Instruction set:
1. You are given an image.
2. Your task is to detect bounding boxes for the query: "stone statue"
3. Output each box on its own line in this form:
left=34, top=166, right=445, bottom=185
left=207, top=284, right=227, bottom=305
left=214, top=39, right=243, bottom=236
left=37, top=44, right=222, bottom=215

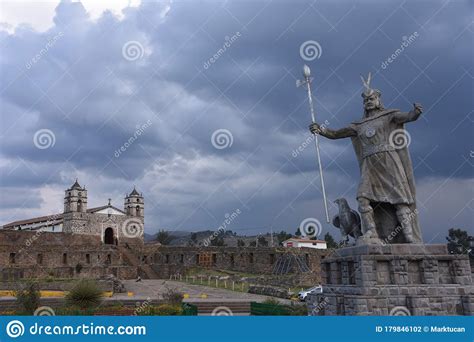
left=309, top=73, right=423, bottom=244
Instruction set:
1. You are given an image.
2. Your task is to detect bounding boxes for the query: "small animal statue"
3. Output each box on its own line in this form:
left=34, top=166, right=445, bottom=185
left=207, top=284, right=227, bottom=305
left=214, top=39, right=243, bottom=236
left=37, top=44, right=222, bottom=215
left=332, top=198, right=362, bottom=243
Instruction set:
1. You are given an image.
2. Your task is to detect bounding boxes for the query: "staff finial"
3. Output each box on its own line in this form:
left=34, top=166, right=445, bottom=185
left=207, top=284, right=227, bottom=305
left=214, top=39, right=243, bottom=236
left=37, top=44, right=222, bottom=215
left=360, top=72, right=373, bottom=97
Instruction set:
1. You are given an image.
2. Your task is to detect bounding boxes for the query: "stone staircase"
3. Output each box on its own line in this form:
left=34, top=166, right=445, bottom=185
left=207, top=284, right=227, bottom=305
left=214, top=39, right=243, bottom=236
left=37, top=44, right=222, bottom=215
left=138, top=264, right=159, bottom=279
left=118, top=246, right=159, bottom=279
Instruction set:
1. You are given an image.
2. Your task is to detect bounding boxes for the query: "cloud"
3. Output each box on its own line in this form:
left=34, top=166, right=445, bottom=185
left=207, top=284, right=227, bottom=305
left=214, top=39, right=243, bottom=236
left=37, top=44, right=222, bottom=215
left=0, top=0, right=472, bottom=242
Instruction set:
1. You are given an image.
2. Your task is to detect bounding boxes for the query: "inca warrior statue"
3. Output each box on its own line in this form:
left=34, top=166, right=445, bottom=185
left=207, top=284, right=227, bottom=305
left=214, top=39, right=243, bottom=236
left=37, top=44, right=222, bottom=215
left=309, top=73, right=423, bottom=244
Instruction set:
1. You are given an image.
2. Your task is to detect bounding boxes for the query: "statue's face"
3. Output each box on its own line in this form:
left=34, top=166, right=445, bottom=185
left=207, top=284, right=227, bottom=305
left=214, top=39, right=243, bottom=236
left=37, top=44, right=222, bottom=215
left=363, top=93, right=380, bottom=111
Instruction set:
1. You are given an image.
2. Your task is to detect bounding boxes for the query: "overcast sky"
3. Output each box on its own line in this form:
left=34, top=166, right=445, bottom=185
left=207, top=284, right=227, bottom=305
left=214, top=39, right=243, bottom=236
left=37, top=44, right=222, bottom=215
left=0, top=0, right=472, bottom=242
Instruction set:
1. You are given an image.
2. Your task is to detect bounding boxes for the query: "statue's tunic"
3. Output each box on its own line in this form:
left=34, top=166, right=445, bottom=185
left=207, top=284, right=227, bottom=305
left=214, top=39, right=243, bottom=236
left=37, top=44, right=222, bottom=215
left=350, top=110, right=414, bottom=205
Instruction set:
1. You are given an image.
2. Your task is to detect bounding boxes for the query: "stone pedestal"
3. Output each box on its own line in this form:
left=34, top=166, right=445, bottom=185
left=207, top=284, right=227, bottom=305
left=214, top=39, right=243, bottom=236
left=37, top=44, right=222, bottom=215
left=307, top=244, right=474, bottom=316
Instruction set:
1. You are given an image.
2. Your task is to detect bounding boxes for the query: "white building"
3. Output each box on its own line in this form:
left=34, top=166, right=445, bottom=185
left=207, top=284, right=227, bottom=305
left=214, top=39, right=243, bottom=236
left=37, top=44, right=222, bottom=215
left=2, top=180, right=144, bottom=245
left=282, top=238, right=327, bottom=249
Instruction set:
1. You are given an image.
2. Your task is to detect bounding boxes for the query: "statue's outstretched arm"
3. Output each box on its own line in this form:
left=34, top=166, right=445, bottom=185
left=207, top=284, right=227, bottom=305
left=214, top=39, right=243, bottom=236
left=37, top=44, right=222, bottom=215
left=309, top=123, right=356, bottom=139
left=392, top=103, right=423, bottom=124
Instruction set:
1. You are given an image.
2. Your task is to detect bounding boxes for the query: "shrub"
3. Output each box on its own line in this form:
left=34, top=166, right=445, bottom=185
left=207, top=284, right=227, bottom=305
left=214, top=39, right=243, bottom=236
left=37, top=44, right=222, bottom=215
left=15, top=281, right=40, bottom=315
left=155, top=304, right=183, bottom=316
left=162, top=288, right=183, bottom=305
left=287, top=304, right=308, bottom=316
left=262, top=298, right=280, bottom=306
left=66, top=280, right=103, bottom=310
left=137, top=304, right=182, bottom=316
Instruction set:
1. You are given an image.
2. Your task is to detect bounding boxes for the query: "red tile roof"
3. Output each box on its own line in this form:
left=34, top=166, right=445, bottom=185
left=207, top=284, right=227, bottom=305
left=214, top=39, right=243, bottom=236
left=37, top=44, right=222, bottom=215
left=2, top=213, right=63, bottom=228
left=2, top=205, right=126, bottom=228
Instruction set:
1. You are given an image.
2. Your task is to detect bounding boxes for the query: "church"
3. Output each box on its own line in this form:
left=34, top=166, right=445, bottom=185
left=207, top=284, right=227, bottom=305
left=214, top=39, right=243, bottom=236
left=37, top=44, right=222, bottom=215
left=1, top=180, right=145, bottom=245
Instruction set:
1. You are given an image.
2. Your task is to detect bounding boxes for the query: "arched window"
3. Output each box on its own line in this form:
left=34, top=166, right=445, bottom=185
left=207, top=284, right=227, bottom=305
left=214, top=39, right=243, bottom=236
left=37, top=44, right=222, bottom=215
left=135, top=205, right=140, bottom=215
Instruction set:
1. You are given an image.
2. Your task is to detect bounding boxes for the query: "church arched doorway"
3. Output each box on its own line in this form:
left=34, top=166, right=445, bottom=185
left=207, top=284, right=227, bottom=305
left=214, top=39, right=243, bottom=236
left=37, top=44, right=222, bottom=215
left=104, top=228, right=114, bottom=245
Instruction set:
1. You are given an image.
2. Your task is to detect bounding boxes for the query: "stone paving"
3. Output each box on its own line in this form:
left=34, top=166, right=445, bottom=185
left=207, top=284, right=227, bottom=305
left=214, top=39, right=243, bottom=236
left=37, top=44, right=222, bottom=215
left=117, top=279, right=292, bottom=304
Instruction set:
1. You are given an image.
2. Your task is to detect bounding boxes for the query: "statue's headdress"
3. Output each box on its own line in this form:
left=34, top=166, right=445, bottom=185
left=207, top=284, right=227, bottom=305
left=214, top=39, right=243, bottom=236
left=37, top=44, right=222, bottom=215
left=360, top=72, right=381, bottom=98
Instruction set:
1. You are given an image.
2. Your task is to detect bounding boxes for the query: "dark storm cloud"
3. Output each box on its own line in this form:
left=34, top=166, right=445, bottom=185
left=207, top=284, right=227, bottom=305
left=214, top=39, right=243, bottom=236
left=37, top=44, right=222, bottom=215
left=0, top=0, right=472, bottom=241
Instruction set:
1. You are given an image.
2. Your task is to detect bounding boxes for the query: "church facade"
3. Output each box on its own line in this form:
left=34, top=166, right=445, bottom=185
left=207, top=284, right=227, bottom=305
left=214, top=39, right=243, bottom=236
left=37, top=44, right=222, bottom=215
left=1, top=180, right=144, bottom=245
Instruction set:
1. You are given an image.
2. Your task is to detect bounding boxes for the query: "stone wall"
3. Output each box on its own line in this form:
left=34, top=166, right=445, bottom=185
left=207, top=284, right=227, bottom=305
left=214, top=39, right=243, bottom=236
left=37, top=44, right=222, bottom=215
left=0, top=231, right=138, bottom=280
left=0, top=230, right=327, bottom=285
left=141, top=245, right=328, bottom=284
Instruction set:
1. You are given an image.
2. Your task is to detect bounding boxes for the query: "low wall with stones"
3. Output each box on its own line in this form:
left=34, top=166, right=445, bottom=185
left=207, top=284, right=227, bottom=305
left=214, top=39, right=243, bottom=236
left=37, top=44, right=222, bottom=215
left=0, top=279, right=115, bottom=292
left=248, top=285, right=291, bottom=299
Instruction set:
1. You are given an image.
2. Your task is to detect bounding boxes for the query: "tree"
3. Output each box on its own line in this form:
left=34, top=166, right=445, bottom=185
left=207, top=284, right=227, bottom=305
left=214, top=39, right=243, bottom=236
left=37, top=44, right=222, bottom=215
left=156, top=230, right=172, bottom=245
left=295, top=227, right=301, bottom=236
left=446, top=228, right=473, bottom=255
left=237, top=239, right=246, bottom=247
left=276, top=231, right=292, bottom=245
left=257, top=236, right=268, bottom=247
left=323, top=232, right=338, bottom=249
left=249, top=241, right=256, bottom=247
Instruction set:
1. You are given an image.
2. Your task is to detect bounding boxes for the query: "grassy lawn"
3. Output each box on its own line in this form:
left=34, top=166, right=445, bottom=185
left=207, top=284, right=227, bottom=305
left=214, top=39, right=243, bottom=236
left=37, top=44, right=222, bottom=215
left=173, top=268, right=303, bottom=300
left=179, top=275, right=250, bottom=293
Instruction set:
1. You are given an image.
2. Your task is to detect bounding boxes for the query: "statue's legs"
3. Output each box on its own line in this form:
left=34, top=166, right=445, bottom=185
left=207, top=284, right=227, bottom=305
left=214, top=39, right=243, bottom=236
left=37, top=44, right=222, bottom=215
left=358, top=197, right=380, bottom=243
left=395, top=204, right=415, bottom=243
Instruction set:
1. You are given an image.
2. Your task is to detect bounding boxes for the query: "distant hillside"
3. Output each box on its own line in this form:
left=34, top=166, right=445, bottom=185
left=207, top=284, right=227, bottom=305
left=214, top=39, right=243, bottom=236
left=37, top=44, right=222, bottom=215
left=144, top=230, right=281, bottom=247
